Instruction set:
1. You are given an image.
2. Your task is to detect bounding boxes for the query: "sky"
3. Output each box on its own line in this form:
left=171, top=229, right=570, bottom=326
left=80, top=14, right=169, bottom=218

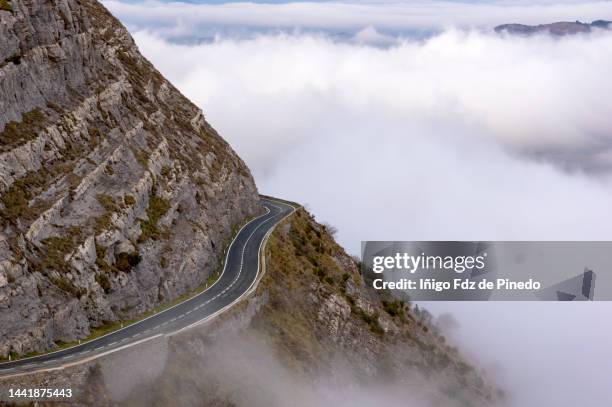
left=105, top=1, right=612, bottom=405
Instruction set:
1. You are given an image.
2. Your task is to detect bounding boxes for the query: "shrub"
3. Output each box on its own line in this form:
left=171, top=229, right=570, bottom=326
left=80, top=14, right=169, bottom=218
left=95, top=244, right=113, bottom=274
left=50, top=275, right=86, bottom=297
left=95, top=273, right=111, bottom=293
left=132, top=148, right=149, bottom=168
left=47, top=102, right=61, bottom=112
left=357, top=309, right=384, bottom=335
left=160, top=256, right=169, bottom=268
left=382, top=300, right=405, bottom=318
left=0, top=170, right=47, bottom=223
left=138, top=195, right=170, bottom=242
left=115, top=251, right=141, bottom=272
left=0, top=109, right=45, bottom=146
left=6, top=272, right=15, bottom=284
left=314, top=267, right=326, bottom=280
left=161, top=165, right=172, bottom=177
left=40, top=236, right=76, bottom=272
left=88, top=127, right=100, bottom=148
left=321, top=222, right=338, bottom=237
left=0, top=0, right=12, bottom=14
left=123, top=195, right=136, bottom=206
left=97, top=194, right=118, bottom=213
left=94, top=194, right=120, bottom=234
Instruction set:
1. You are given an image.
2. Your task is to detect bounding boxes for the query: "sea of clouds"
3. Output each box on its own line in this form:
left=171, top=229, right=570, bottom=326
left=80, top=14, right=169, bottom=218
left=106, top=1, right=612, bottom=405
left=122, top=26, right=612, bottom=252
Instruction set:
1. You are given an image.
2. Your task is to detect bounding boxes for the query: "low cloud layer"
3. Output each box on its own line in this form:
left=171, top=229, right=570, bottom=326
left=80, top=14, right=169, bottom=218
left=105, top=0, right=612, bottom=35
left=130, top=29, right=612, bottom=254
left=108, top=1, right=612, bottom=404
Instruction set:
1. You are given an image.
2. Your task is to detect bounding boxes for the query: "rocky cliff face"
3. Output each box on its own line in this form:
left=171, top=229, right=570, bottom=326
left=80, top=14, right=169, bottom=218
left=0, top=0, right=260, bottom=358
left=0, top=208, right=501, bottom=406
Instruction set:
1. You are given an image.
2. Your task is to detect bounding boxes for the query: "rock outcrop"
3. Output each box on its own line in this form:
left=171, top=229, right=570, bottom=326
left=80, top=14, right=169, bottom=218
left=0, top=208, right=501, bottom=406
left=0, top=0, right=260, bottom=357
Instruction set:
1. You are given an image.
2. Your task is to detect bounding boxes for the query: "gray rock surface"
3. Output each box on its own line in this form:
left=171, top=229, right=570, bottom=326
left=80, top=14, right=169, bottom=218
left=0, top=0, right=261, bottom=357
left=0, top=209, right=501, bottom=407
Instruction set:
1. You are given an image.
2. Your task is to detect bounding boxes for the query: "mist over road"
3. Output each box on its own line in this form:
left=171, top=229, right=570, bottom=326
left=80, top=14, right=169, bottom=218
left=0, top=198, right=295, bottom=376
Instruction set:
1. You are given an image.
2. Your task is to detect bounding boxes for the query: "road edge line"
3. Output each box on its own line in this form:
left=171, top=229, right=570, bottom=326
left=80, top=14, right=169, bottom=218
left=0, top=205, right=271, bottom=370
left=170, top=200, right=298, bottom=334
left=0, top=197, right=297, bottom=375
left=0, top=335, right=164, bottom=380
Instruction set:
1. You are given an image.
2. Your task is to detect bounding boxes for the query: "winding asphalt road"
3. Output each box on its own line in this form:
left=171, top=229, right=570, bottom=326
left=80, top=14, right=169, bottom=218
left=0, top=197, right=295, bottom=376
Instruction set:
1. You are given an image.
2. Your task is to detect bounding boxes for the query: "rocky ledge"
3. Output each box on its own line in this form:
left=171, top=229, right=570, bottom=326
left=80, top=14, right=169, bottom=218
left=0, top=0, right=260, bottom=357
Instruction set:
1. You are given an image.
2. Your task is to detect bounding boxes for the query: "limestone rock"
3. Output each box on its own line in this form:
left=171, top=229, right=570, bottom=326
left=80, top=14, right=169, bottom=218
left=0, top=0, right=261, bottom=357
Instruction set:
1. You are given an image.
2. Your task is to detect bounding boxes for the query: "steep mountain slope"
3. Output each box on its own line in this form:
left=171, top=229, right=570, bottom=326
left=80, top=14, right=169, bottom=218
left=156, top=208, right=500, bottom=406
left=495, top=19, right=611, bottom=35
left=0, top=208, right=501, bottom=406
left=0, top=0, right=260, bottom=358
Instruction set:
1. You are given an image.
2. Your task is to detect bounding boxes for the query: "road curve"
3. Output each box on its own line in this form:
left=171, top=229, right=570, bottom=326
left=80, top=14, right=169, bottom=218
left=0, top=197, right=295, bottom=375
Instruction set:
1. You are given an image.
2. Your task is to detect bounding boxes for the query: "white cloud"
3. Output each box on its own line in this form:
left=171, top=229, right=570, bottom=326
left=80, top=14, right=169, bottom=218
left=108, top=4, right=612, bottom=403
left=131, top=30, right=612, bottom=253
left=104, top=0, right=612, bottom=35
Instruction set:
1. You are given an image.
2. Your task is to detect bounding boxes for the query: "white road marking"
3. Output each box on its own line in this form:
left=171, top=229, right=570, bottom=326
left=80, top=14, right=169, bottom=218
left=0, top=200, right=295, bottom=376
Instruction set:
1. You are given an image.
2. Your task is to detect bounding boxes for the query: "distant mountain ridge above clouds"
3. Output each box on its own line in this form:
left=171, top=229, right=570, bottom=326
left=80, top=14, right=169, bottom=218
left=495, top=20, right=612, bottom=36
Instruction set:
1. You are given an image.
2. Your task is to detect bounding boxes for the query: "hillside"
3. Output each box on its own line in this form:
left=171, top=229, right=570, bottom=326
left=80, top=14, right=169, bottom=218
left=0, top=0, right=260, bottom=358
left=0, top=208, right=501, bottom=406
left=495, top=19, right=611, bottom=35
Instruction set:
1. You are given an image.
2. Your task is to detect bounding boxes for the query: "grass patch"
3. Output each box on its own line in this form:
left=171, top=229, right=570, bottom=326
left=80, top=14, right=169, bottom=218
left=88, top=127, right=101, bottom=148
left=36, top=227, right=82, bottom=274
left=263, top=207, right=390, bottom=341
left=132, top=148, right=149, bottom=168
left=382, top=299, right=406, bottom=319
left=4, top=212, right=258, bottom=361
left=49, top=275, right=86, bottom=298
left=95, top=272, right=111, bottom=293
left=0, top=170, right=47, bottom=224
left=95, top=244, right=113, bottom=274
left=0, top=0, right=12, bottom=13
left=160, top=256, right=169, bottom=268
left=124, top=194, right=136, bottom=206
left=97, top=193, right=118, bottom=212
left=161, top=165, right=172, bottom=177
left=94, top=194, right=119, bottom=234
left=0, top=109, right=45, bottom=147
left=41, top=237, right=75, bottom=271
left=357, top=309, right=384, bottom=335
left=138, top=194, right=170, bottom=242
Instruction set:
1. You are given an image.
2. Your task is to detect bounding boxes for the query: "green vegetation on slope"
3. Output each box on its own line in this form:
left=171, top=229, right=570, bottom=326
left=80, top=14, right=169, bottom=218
left=0, top=0, right=12, bottom=13
left=138, top=193, right=171, bottom=242
left=0, top=109, right=45, bottom=147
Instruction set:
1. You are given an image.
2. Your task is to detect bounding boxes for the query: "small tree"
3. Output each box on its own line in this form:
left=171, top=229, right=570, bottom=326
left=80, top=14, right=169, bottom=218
left=322, top=222, right=338, bottom=237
